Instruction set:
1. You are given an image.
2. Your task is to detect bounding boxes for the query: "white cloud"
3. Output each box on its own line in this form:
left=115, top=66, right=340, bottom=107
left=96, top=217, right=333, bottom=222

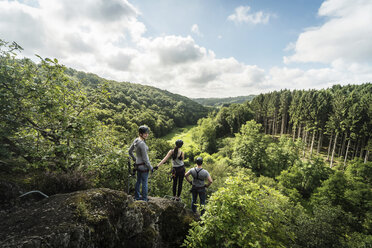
left=267, top=63, right=372, bottom=92
left=228, top=6, right=271, bottom=25
left=0, top=0, right=370, bottom=98
left=0, top=0, right=145, bottom=59
left=284, top=0, right=372, bottom=64
left=191, top=24, right=203, bottom=37
left=0, top=1, right=44, bottom=51
left=146, top=35, right=206, bottom=66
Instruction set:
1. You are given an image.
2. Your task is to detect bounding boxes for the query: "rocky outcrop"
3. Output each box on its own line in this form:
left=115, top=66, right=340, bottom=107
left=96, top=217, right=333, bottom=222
left=0, top=188, right=196, bottom=248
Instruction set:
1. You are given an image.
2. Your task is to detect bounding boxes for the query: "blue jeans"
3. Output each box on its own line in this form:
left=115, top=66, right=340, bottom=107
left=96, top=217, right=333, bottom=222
left=135, top=170, right=149, bottom=201
left=191, top=187, right=206, bottom=215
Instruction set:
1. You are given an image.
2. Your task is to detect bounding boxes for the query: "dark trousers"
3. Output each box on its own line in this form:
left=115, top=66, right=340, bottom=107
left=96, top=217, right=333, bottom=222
left=191, top=187, right=206, bottom=215
left=172, top=166, right=185, bottom=197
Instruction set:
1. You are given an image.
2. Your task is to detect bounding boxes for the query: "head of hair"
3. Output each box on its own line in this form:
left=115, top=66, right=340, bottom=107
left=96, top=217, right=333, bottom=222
left=172, top=139, right=183, bottom=160
left=138, top=125, right=150, bottom=135
left=196, top=157, right=203, bottom=165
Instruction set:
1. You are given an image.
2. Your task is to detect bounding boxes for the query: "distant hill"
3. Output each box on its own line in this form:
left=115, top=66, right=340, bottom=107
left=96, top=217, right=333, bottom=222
left=192, top=95, right=256, bottom=107
left=65, top=68, right=209, bottom=137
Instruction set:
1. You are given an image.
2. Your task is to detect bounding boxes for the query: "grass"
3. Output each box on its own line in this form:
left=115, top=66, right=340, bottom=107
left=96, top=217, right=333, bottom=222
left=162, top=125, right=197, bottom=149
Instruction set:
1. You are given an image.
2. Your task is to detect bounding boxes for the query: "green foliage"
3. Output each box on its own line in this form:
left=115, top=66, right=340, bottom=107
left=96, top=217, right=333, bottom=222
left=148, top=162, right=174, bottom=197
left=148, top=138, right=173, bottom=160
left=0, top=40, right=109, bottom=171
left=215, top=102, right=254, bottom=136
left=66, top=68, right=209, bottom=138
left=311, top=160, right=372, bottom=234
left=277, top=158, right=332, bottom=200
left=192, top=117, right=217, bottom=154
left=184, top=172, right=294, bottom=248
left=232, top=120, right=270, bottom=176
left=251, top=84, right=371, bottom=167
left=265, top=136, right=301, bottom=178
left=290, top=204, right=355, bottom=248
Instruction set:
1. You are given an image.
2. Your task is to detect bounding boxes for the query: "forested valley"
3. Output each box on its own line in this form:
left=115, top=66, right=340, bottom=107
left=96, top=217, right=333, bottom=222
left=1, top=39, right=371, bottom=248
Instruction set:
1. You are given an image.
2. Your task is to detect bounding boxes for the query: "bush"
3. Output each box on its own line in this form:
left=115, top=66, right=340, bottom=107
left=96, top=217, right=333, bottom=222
left=34, top=170, right=92, bottom=195
left=183, top=172, right=294, bottom=248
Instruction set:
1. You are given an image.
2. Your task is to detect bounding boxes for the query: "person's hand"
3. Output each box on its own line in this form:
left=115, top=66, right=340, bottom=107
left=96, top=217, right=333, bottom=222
left=154, top=166, right=159, bottom=170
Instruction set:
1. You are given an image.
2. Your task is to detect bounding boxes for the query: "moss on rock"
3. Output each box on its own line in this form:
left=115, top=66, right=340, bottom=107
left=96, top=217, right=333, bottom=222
left=0, top=188, right=196, bottom=248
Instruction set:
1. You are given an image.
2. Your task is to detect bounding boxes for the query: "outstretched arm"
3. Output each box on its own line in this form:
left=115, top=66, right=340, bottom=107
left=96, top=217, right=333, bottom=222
left=156, top=149, right=173, bottom=167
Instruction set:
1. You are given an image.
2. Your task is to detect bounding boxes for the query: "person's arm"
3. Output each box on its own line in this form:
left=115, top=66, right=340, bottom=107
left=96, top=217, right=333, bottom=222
left=156, top=150, right=173, bottom=167
left=206, top=175, right=213, bottom=188
left=181, top=151, right=184, bottom=160
left=185, top=171, right=192, bottom=185
left=128, top=141, right=136, bottom=162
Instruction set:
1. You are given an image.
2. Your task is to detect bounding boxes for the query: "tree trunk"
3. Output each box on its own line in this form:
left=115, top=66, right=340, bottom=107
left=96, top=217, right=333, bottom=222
left=310, top=131, right=316, bottom=159
left=264, top=117, right=268, bottom=134
left=302, top=127, right=306, bottom=141
left=338, top=133, right=344, bottom=157
left=317, top=132, right=323, bottom=154
left=341, top=132, right=347, bottom=157
left=268, top=119, right=271, bottom=135
left=281, top=113, right=285, bottom=136
left=360, top=139, right=365, bottom=159
left=353, top=138, right=359, bottom=159
left=273, top=113, right=277, bottom=136
left=327, top=131, right=333, bottom=161
left=292, top=124, right=296, bottom=141
left=365, top=150, right=369, bottom=163
left=343, top=137, right=351, bottom=169
left=1, top=136, right=36, bottom=163
left=330, top=133, right=338, bottom=168
left=303, top=130, right=308, bottom=158
left=297, top=125, right=302, bottom=140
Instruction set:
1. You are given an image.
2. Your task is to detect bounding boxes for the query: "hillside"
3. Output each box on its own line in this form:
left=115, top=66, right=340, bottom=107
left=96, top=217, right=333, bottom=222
left=65, top=68, right=209, bottom=137
left=192, top=95, right=256, bottom=107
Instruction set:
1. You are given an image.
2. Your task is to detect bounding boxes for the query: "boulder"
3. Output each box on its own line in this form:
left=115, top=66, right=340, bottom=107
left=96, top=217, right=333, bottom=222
left=0, top=188, right=196, bottom=248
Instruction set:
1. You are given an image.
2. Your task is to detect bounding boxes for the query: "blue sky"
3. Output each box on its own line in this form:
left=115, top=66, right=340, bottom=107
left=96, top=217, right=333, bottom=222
left=1, top=0, right=371, bottom=97
left=132, top=0, right=324, bottom=69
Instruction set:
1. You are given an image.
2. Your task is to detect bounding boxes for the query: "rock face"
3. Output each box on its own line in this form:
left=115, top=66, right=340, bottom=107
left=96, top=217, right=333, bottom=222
left=0, top=188, right=196, bottom=248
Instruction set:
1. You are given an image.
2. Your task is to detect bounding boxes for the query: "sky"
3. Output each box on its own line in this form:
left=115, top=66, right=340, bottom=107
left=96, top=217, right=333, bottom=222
left=1, top=0, right=372, bottom=98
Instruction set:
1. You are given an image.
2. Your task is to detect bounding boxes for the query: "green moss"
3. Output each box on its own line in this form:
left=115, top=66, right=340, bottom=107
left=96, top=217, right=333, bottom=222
left=68, top=188, right=131, bottom=226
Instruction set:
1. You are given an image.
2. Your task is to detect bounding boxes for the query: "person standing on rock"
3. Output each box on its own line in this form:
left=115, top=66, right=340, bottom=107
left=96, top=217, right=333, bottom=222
left=155, top=139, right=185, bottom=201
left=128, top=125, right=153, bottom=202
left=185, top=157, right=212, bottom=216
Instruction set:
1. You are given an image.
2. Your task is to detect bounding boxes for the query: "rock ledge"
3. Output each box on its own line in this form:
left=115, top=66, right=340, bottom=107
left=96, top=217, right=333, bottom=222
left=0, top=188, right=195, bottom=248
